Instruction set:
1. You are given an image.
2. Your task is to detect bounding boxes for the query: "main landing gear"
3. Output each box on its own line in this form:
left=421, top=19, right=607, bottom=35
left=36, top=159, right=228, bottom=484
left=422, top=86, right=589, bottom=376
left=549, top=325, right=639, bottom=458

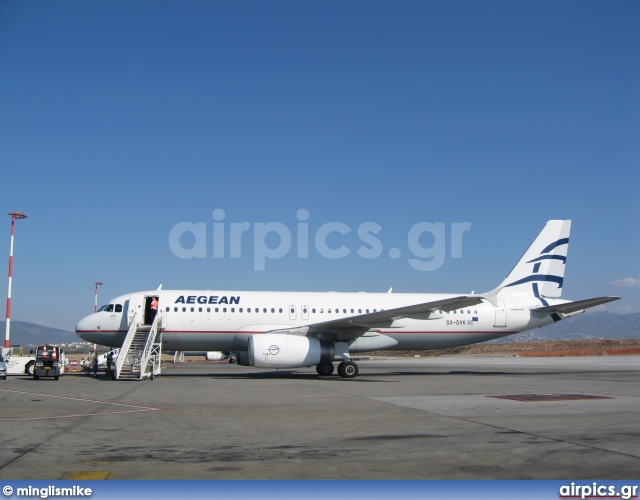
left=315, top=361, right=359, bottom=379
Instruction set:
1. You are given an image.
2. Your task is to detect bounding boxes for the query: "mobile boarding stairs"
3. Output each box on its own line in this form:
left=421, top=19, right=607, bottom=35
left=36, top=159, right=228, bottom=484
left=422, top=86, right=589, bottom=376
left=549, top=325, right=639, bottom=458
left=114, top=311, right=163, bottom=380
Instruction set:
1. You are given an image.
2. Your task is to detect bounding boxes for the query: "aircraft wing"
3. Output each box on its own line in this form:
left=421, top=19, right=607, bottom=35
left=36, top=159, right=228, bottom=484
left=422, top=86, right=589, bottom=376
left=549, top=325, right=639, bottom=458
left=318, top=295, right=484, bottom=329
left=531, top=296, right=620, bottom=315
left=265, top=296, right=483, bottom=341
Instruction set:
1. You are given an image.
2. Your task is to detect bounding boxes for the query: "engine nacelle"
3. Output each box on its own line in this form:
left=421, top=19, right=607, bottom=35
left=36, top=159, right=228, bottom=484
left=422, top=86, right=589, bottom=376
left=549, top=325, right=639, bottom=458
left=248, top=334, right=334, bottom=369
left=205, top=351, right=228, bottom=361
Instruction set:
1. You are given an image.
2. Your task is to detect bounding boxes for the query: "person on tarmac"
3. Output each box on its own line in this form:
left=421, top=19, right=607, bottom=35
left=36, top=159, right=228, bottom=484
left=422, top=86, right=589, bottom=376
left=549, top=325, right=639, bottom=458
left=106, top=351, right=113, bottom=372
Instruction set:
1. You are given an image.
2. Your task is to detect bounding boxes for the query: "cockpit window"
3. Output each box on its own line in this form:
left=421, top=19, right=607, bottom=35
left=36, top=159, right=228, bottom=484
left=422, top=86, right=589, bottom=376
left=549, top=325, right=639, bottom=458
left=98, top=303, right=122, bottom=313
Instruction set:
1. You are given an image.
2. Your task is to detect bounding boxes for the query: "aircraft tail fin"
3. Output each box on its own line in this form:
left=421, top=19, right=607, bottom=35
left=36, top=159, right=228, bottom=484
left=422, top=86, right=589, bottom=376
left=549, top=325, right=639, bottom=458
left=493, top=220, right=571, bottom=298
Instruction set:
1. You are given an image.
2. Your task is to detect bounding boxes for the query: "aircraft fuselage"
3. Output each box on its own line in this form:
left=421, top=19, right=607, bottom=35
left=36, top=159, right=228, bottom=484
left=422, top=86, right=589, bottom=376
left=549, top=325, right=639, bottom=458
left=75, top=289, right=558, bottom=352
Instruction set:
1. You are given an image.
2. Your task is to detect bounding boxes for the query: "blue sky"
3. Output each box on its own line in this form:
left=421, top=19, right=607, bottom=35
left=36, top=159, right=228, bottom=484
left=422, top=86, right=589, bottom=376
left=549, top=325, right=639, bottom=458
left=1, top=0, right=638, bottom=331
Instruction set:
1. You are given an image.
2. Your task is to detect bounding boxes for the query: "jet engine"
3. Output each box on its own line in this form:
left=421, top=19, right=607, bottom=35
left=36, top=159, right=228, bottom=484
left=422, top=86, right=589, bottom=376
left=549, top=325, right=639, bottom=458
left=205, top=351, right=228, bottom=361
left=248, top=334, right=334, bottom=369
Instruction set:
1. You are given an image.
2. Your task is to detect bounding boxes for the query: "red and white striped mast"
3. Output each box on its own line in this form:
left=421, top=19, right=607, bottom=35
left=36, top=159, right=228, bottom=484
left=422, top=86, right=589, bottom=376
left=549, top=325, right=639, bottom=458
left=94, top=282, right=103, bottom=313
left=5, top=211, right=27, bottom=349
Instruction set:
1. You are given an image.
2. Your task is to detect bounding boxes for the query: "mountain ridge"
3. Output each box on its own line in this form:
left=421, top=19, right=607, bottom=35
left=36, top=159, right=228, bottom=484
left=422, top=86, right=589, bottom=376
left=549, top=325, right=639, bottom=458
left=1, top=321, right=80, bottom=346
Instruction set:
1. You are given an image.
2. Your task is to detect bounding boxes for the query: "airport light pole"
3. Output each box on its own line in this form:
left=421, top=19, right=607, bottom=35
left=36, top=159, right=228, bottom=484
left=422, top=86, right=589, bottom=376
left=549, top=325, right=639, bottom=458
left=93, top=282, right=103, bottom=354
left=94, top=282, right=103, bottom=313
left=5, top=211, right=28, bottom=350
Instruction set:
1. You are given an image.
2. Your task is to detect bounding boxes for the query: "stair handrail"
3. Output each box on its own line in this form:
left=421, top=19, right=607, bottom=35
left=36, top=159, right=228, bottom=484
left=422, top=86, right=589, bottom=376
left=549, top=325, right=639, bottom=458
left=139, top=311, right=161, bottom=379
left=115, top=310, right=138, bottom=379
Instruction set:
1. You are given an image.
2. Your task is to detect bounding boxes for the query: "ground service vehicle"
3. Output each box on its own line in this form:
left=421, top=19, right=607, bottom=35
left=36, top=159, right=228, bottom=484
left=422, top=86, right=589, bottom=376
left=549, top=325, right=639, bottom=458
left=0, top=353, right=6, bottom=380
left=33, top=344, right=63, bottom=380
left=5, top=351, right=36, bottom=376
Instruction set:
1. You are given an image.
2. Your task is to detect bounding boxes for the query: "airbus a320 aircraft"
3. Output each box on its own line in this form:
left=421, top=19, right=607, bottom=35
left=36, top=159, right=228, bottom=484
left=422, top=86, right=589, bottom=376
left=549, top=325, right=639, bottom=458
left=75, top=220, right=619, bottom=378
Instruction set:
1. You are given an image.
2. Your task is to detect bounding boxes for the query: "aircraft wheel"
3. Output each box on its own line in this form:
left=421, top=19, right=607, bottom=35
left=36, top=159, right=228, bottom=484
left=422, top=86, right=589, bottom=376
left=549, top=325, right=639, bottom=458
left=316, top=363, right=334, bottom=376
left=337, top=361, right=358, bottom=379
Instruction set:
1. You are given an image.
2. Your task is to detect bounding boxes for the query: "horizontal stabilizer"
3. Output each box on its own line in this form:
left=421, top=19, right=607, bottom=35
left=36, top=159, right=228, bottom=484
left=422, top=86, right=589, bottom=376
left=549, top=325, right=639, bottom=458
left=532, top=296, right=620, bottom=315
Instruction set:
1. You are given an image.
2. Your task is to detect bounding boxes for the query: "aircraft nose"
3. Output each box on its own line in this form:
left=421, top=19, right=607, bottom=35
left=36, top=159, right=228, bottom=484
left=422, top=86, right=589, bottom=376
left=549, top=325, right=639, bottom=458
left=74, top=314, right=95, bottom=341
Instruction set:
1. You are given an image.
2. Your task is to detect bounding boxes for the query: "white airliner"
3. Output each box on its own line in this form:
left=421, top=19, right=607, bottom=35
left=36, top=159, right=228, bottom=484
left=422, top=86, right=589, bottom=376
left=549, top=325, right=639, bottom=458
left=75, top=220, right=619, bottom=378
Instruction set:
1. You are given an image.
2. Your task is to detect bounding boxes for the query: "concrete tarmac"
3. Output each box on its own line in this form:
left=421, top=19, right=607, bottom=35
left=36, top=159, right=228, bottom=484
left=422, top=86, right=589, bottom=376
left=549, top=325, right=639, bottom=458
left=0, top=355, right=638, bottom=480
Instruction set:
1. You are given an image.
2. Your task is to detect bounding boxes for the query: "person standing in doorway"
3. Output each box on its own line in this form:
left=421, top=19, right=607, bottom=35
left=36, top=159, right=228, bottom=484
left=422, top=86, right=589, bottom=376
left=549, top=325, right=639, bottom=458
left=149, top=296, right=159, bottom=324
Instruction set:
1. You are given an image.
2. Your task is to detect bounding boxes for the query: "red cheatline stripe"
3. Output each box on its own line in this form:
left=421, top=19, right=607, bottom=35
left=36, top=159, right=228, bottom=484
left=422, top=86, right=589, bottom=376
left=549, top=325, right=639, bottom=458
left=77, top=329, right=514, bottom=336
